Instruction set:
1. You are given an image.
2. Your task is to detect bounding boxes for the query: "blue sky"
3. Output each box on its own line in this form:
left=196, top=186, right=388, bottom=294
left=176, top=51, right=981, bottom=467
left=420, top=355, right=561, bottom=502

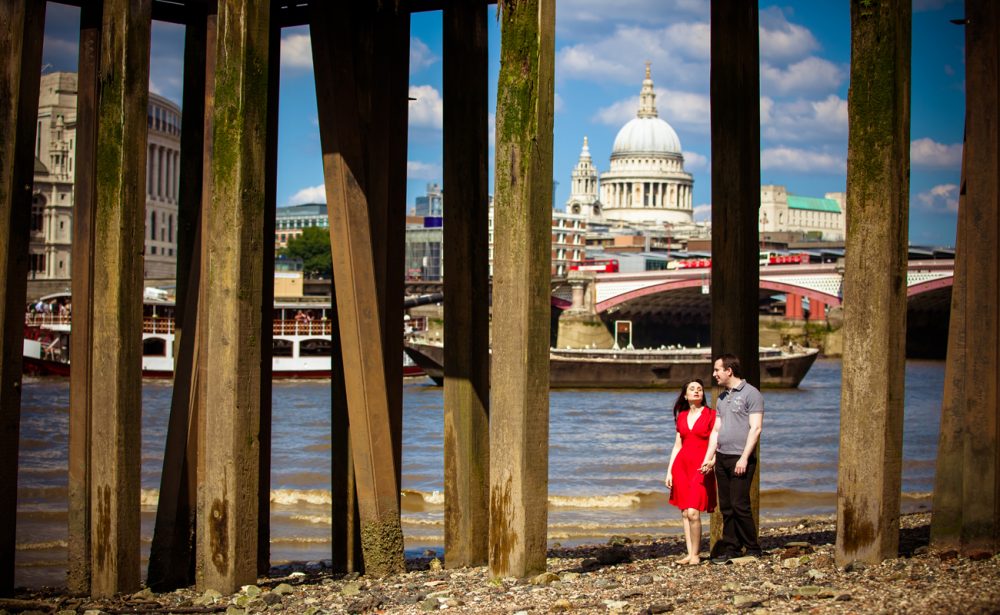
left=41, top=0, right=965, bottom=247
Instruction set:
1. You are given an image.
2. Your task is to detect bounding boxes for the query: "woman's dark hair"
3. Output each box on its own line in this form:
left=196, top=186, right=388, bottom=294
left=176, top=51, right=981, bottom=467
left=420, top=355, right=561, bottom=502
left=673, top=379, right=708, bottom=419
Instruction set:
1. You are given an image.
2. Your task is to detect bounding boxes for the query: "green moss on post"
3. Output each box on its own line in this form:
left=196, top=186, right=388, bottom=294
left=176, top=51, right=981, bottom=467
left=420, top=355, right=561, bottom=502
left=360, top=514, right=406, bottom=577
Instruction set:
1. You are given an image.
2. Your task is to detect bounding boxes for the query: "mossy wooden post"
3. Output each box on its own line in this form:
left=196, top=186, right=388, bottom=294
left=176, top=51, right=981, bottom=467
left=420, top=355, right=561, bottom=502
left=958, top=0, right=998, bottom=556
left=0, top=0, right=45, bottom=595
left=310, top=0, right=405, bottom=577
left=148, top=0, right=212, bottom=590
left=930, top=135, right=967, bottom=550
left=257, top=11, right=282, bottom=578
left=88, top=0, right=152, bottom=597
left=490, top=0, right=555, bottom=579
left=835, top=0, right=911, bottom=567
left=708, top=0, right=761, bottom=551
left=68, top=1, right=101, bottom=594
left=443, top=0, right=490, bottom=568
left=199, top=0, right=269, bottom=593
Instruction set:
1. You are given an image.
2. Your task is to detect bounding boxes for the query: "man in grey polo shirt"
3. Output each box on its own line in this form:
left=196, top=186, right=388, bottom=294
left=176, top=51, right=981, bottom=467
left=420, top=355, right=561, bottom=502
left=710, top=353, right=764, bottom=563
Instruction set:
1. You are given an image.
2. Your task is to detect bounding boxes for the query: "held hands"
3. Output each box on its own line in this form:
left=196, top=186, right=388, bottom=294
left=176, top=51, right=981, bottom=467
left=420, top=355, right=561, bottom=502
left=699, top=457, right=715, bottom=474
left=734, top=456, right=749, bottom=475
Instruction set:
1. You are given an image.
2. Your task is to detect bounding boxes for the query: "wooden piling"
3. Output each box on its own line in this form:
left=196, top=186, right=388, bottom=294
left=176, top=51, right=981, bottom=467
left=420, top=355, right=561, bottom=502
left=930, top=134, right=968, bottom=550
left=310, top=0, right=405, bottom=577
left=88, top=0, right=152, bottom=597
left=199, top=0, right=270, bottom=593
left=490, top=0, right=555, bottom=579
left=708, top=0, right=761, bottom=550
left=958, top=0, right=999, bottom=555
left=0, top=0, right=46, bottom=596
left=68, top=0, right=101, bottom=594
left=148, top=0, right=212, bottom=590
left=442, top=0, right=490, bottom=569
left=835, top=0, right=911, bottom=567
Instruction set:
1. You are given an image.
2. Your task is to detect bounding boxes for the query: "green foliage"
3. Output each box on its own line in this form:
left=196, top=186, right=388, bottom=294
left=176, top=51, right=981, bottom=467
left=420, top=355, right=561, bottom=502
left=280, top=226, right=332, bottom=279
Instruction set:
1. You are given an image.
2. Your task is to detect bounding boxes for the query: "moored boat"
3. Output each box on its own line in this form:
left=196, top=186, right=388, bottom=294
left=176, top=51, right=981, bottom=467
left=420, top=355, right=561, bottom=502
left=22, top=293, right=426, bottom=380
left=404, top=341, right=820, bottom=388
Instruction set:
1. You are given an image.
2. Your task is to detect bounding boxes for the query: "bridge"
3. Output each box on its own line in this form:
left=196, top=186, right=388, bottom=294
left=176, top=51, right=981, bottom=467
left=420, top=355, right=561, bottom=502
left=548, top=259, right=954, bottom=323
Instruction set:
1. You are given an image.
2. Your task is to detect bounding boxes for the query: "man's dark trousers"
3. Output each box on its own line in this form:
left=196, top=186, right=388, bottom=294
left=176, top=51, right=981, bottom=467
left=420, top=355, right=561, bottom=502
left=713, top=452, right=761, bottom=556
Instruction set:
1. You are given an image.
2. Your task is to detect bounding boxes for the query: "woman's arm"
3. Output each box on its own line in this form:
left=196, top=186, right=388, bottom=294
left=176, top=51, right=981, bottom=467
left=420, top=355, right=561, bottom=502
left=700, top=416, right=721, bottom=473
left=665, top=432, right=682, bottom=488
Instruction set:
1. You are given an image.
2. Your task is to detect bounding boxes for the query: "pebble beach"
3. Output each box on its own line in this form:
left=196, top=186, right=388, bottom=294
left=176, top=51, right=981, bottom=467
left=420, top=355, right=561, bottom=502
left=4, top=512, right=1000, bottom=615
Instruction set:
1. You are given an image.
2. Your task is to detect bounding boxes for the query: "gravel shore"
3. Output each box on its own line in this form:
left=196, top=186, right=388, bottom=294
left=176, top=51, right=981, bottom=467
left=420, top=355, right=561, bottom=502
left=4, top=513, right=999, bottom=614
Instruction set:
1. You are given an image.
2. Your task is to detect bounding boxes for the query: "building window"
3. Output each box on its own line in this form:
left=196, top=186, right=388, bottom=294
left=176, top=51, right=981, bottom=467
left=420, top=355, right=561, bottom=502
left=150, top=210, right=156, bottom=240
left=151, top=246, right=157, bottom=255
left=31, top=198, right=44, bottom=233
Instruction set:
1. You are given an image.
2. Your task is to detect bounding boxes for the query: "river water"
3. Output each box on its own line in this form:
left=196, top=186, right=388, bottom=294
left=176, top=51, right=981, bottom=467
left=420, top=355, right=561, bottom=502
left=14, top=358, right=942, bottom=587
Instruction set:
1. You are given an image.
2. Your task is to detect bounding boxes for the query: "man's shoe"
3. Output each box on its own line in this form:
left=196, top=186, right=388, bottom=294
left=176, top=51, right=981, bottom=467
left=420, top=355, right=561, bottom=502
left=710, top=553, right=733, bottom=565
left=745, top=549, right=764, bottom=558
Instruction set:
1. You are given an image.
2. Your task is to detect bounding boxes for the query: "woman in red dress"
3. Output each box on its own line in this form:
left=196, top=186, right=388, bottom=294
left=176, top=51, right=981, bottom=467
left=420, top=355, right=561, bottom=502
left=665, top=379, right=721, bottom=565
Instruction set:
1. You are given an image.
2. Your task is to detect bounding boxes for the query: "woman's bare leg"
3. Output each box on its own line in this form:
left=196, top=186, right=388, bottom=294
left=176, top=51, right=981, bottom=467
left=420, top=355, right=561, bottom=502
left=687, top=509, right=702, bottom=564
left=677, top=513, right=693, bottom=564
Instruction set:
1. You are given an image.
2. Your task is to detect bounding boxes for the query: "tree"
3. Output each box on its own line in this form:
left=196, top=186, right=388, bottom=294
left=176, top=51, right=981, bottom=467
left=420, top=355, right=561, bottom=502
left=280, top=226, right=332, bottom=278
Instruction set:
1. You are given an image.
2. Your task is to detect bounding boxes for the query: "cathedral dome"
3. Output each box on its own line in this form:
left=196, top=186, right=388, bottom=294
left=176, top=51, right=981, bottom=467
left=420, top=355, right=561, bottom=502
left=611, top=116, right=682, bottom=156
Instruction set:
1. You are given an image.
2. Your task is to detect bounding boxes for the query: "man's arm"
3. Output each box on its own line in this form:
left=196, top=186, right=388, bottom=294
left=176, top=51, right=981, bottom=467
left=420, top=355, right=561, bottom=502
left=734, top=412, right=762, bottom=475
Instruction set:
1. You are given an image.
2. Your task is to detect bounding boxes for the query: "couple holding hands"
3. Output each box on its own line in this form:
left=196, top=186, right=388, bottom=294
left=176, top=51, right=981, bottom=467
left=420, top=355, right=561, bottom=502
left=665, top=354, right=764, bottom=565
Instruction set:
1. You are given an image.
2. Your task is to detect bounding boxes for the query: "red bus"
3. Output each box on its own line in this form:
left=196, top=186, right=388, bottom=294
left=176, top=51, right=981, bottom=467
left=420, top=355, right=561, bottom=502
left=570, top=258, right=620, bottom=273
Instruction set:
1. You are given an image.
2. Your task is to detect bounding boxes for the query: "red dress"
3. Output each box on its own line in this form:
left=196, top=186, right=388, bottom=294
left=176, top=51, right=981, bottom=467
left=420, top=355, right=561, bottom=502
left=669, top=408, right=717, bottom=512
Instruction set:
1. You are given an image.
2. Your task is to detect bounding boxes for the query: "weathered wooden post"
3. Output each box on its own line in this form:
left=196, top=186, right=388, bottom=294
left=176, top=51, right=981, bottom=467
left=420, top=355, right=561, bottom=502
left=68, top=0, right=101, bottom=594
left=199, top=0, right=270, bottom=593
left=0, top=0, right=46, bottom=595
left=490, top=0, right=555, bottom=578
left=443, top=0, right=491, bottom=568
left=311, top=0, right=405, bottom=576
left=954, top=0, right=999, bottom=556
left=148, top=0, right=214, bottom=590
left=708, top=0, right=761, bottom=550
left=835, top=0, right=911, bottom=566
left=930, top=134, right=967, bottom=550
left=87, top=0, right=153, bottom=596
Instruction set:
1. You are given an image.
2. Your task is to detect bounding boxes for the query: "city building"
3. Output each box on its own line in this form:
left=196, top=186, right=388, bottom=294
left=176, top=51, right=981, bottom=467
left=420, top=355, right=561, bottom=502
left=30, top=71, right=181, bottom=279
left=488, top=200, right=586, bottom=277
left=566, top=64, right=695, bottom=226
left=405, top=224, right=443, bottom=281
left=275, top=203, right=329, bottom=249
left=759, top=185, right=846, bottom=242
left=413, top=182, right=443, bottom=217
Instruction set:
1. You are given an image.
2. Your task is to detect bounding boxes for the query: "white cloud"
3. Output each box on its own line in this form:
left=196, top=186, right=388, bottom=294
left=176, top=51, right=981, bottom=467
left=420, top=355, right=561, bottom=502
left=592, top=88, right=710, bottom=134
left=554, top=92, right=565, bottom=114
left=758, top=6, right=820, bottom=64
left=281, top=32, right=313, bottom=69
left=761, top=147, right=845, bottom=174
left=286, top=184, right=326, bottom=205
left=692, top=203, right=712, bottom=221
left=761, top=95, right=848, bottom=143
left=489, top=112, right=496, bottom=149
left=911, top=138, right=962, bottom=169
left=407, top=160, right=441, bottom=180
left=683, top=150, right=708, bottom=171
left=555, top=0, right=708, bottom=35
left=410, top=37, right=438, bottom=73
left=761, top=56, right=846, bottom=97
left=556, top=23, right=710, bottom=90
left=916, top=183, right=959, bottom=213
left=408, top=85, right=443, bottom=129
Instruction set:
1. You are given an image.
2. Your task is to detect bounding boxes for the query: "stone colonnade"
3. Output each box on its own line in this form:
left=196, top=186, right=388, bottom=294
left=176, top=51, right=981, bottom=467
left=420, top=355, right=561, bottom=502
left=601, top=180, right=692, bottom=210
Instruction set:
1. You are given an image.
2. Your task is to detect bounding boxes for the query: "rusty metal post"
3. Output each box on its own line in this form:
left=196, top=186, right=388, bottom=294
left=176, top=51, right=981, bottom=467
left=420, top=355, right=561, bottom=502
left=708, top=0, right=761, bottom=553
left=199, top=0, right=270, bottom=593
left=835, top=0, right=911, bottom=566
left=490, top=0, right=555, bottom=579
left=443, top=0, right=490, bottom=568
left=0, top=0, right=45, bottom=595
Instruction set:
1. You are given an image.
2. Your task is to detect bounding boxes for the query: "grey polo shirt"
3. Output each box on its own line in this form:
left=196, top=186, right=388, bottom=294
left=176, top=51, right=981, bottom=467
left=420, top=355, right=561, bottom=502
left=716, top=380, right=764, bottom=455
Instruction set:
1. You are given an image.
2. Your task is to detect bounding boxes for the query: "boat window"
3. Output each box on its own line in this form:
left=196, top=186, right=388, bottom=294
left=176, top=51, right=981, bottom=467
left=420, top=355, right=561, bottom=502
left=143, top=337, right=167, bottom=357
left=299, top=338, right=332, bottom=357
left=273, top=339, right=293, bottom=357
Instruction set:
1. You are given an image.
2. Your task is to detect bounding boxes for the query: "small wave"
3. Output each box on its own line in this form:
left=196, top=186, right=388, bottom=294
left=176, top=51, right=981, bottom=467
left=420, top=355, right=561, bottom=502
left=269, top=536, right=330, bottom=545
left=141, top=489, right=160, bottom=507
left=16, top=540, right=68, bottom=551
left=271, top=489, right=332, bottom=506
left=549, top=493, right=646, bottom=508
left=289, top=514, right=332, bottom=525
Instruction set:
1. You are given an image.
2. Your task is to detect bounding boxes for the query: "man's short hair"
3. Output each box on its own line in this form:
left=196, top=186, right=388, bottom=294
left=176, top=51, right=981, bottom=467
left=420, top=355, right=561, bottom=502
left=714, top=353, right=742, bottom=378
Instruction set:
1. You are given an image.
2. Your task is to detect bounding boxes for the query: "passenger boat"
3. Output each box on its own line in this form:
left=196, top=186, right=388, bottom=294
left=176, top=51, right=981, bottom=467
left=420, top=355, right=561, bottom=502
left=22, top=292, right=426, bottom=380
left=403, top=340, right=820, bottom=388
